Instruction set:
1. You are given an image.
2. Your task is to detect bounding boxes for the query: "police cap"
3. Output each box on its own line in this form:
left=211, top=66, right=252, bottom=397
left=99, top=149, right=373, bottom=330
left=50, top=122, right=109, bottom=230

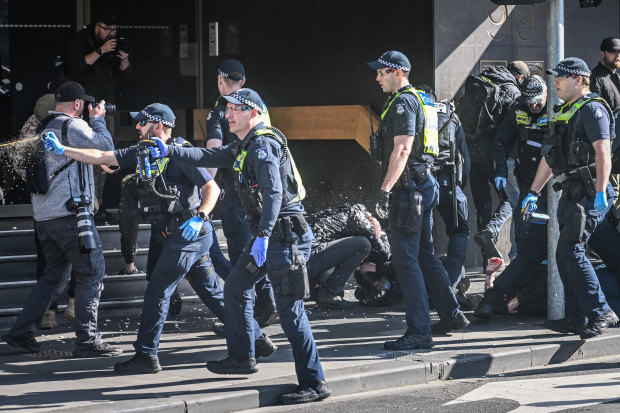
left=367, top=50, right=411, bottom=72
left=218, top=59, right=246, bottom=81
left=130, top=103, right=176, bottom=128
left=546, top=57, right=590, bottom=77
left=221, top=88, right=264, bottom=113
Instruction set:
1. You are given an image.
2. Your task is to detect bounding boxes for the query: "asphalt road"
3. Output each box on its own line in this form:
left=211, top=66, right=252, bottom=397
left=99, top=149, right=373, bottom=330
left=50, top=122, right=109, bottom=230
left=244, top=355, right=620, bottom=413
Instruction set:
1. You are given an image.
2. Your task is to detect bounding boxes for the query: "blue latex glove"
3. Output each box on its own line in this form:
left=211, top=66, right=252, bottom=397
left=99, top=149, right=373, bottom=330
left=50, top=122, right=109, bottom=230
left=43, top=132, right=65, bottom=155
left=521, top=193, right=538, bottom=214
left=251, top=236, right=269, bottom=267
left=594, top=191, right=608, bottom=212
left=494, top=177, right=506, bottom=191
left=179, top=216, right=203, bottom=241
left=149, top=137, right=168, bottom=159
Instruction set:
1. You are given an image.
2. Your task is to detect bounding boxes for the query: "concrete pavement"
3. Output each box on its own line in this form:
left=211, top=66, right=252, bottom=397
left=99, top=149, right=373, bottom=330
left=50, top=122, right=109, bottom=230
left=2, top=276, right=620, bottom=413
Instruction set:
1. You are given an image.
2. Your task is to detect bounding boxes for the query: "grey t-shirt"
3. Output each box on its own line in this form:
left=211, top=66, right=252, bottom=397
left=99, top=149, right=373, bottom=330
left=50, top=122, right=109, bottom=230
left=32, top=112, right=114, bottom=221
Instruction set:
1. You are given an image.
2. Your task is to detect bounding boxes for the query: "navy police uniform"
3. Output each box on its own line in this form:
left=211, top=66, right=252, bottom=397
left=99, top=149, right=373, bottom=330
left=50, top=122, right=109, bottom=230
left=370, top=53, right=462, bottom=345
left=492, top=101, right=549, bottom=297
left=113, top=139, right=228, bottom=356
left=166, top=121, right=324, bottom=386
left=545, top=93, right=620, bottom=326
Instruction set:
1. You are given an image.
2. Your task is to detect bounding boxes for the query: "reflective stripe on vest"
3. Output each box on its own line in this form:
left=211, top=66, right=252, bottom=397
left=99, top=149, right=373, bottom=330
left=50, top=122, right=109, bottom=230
left=233, top=128, right=306, bottom=202
left=135, top=157, right=169, bottom=176
left=552, top=96, right=609, bottom=124
left=381, top=87, right=439, bottom=158
left=516, top=110, right=548, bottom=127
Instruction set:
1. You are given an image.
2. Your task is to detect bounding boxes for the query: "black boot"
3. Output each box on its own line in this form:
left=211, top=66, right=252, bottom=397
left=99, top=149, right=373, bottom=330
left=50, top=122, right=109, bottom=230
left=473, top=288, right=503, bottom=321
left=114, top=352, right=162, bottom=374
left=474, top=229, right=503, bottom=261
left=255, top=333, right=277, bottom=358
left=206, top=356, right=258, bottom=375
left=280, top=380, right=331, bottom=404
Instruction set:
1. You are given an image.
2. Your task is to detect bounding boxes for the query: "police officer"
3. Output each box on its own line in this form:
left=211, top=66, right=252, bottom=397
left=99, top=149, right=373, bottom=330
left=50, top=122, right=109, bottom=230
left=416, top=85, right=471, bottom=301
left=149, top=89, right=330, bottom=405
left=44, top=103, right=276, bottom=373
left=474, top=76, right=550, bottom=320
left=524, top=58, right=619, bottom=338
left=369, top=51, right=469, bottom=348
left=206, top=59, right=277, bottom=327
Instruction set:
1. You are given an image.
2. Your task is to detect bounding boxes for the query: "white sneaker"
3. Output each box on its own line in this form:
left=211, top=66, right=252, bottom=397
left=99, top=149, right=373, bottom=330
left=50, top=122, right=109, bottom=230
left=64, top=298, right=75, bottom=321
left=40, top=309, right=57, bottom=330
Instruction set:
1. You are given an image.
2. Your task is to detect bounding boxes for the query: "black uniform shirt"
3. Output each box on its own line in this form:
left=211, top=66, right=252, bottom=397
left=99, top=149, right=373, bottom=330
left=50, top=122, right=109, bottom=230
left=167, top=123, right=304, bottom=236
left=206, top=101, right=238, bottom=195
left=571, top=99, right=611, bottom=145
left=494, top=103, right=547, bottom=179
left=379, top=85, right=424, bottom=174
left=114, top=142, right=212, bottom=211
left=590, top=62, right=620, bottom=113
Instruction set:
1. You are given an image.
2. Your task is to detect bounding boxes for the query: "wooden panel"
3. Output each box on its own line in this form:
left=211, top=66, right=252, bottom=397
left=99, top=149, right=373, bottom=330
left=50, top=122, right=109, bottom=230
left=192, top=105, right=380, bottom=153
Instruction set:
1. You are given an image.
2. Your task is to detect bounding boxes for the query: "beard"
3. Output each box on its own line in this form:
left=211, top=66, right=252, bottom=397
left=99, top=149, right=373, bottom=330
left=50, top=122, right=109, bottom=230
left=604, top=55, right=620, bottom=70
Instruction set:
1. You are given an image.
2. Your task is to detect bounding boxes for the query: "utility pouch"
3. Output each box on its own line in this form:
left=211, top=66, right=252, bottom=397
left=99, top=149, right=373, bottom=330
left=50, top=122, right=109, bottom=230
left=404, top=191, right=424, bottom=234
left=561, top=202, right=586, bottom=244
left=291, top=214, right=308, bottom=236
left=270, top=254, right=310, bottom=300
left=396, top=193, right=409, bottom=228
left=411, top=164, right=430, bottom=184
left=577, top=166, right=596, bottom=199
left=240, top=253, right=267, bottom=278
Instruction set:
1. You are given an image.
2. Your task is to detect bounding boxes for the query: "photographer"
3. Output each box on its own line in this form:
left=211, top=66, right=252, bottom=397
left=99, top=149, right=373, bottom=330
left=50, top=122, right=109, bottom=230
left=64, top=13, right=131, bottom=219
left=2, top=81, right=119, bottom=357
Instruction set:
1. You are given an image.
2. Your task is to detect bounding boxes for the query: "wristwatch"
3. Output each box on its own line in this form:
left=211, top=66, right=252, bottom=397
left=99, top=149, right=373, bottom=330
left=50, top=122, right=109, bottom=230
left=256, top=229, right=270, bottom=238
left=95, top=48, right=103, bottom=56
left=197, top=211, right=209, bottom=222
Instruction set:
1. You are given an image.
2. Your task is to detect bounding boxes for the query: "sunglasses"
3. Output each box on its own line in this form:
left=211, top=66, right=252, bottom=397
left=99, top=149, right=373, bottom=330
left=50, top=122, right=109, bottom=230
left=139, top=119, right=159, bottom=126
left=376, top=68, right=395, bottom=77
left=225, top=106, right=253, bottom=114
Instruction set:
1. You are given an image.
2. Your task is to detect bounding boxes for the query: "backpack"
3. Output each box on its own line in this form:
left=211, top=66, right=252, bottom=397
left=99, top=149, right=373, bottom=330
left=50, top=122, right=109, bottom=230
left=457, top=65, right=520, bottom=141
left=23, top=114, right=73, bottom=194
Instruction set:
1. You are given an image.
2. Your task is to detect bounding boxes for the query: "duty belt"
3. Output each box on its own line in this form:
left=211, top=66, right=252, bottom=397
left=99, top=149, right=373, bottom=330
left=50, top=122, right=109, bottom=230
left=265, top=214, right=308, bottom=241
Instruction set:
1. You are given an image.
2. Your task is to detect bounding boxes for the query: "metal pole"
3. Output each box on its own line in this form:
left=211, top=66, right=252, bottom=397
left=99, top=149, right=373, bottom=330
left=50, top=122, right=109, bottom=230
left=546, top=0, right=564, bottom=320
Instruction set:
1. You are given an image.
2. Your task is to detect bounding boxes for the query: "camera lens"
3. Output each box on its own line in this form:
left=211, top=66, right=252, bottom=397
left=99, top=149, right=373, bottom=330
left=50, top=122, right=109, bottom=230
left=76, top=206, right=97, bottom=251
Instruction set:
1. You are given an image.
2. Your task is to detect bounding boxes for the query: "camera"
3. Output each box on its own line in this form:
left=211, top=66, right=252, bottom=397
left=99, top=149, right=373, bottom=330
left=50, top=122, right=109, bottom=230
left=66, top=195, right=97, bottom=252
left=94, top=100, right=116, bottom=116
left=115, top=36, right=132, bottom=54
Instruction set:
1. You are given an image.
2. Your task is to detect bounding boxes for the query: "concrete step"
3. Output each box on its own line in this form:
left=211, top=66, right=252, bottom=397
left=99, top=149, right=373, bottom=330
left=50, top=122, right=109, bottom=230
left=0, top=224, right=153, bottom=256
left=0, top=248, right=149, bottom=282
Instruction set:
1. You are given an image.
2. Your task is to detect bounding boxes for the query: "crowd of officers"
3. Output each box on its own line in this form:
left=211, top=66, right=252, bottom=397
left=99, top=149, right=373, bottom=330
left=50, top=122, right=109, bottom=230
left=2, top=22, right=620, bottom=405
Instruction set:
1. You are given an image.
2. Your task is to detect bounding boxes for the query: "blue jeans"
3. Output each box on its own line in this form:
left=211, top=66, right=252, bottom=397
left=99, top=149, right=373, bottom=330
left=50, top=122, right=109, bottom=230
left=224, top=226, right=324, bottom=384
left=435, top=171, right=470, bottom=285
left=134, top=223, right=226, bottom=355
left=389, top=175, right=460, bottom=338
left=11, top=215, right=105, bottom=350
left=556, top=187, right=614, bottom=323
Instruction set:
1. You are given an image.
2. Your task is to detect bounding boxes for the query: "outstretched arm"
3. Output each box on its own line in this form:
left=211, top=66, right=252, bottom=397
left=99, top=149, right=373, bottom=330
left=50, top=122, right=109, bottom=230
left=45, top=133, right=118, bottom=166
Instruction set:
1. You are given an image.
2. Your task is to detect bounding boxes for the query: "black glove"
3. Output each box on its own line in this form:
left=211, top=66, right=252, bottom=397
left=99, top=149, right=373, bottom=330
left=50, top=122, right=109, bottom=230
left=375, top=190, right=391, bottom=219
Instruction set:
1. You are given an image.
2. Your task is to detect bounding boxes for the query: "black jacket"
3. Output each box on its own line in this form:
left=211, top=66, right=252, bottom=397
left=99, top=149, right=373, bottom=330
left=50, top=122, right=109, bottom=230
left=590, top=62, right=620, bottom=114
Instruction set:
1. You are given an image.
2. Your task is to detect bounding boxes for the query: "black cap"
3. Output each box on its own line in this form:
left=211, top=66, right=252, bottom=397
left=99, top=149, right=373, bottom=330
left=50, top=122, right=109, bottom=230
left=546, top=57, right=590, bottom=77
left=600, top=37, right=620, bottom=52
left=93, top=13, right=118, bottom=26
left=55, top=81, right=95, bottom=103
left=367, top=50, right=411, bottom=71
left=130, top=103, right=176, bottom=128
left=221, top=88, right=264, bottom=113
left=218, top=59, right=245, bottom=81
left=520, top=75, right=546, bottom=104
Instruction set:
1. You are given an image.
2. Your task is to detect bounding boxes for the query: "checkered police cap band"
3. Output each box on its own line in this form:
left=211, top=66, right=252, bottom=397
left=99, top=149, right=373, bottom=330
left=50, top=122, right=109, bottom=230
left=556, top=63, right=590, bottom=77
left=141, top=110, right=175, bottom=128
left=377, top=58, right=410, bottom=72
left=218, top=68, right=229, bottom=78
left=229, top=91, right=262, bottom=111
